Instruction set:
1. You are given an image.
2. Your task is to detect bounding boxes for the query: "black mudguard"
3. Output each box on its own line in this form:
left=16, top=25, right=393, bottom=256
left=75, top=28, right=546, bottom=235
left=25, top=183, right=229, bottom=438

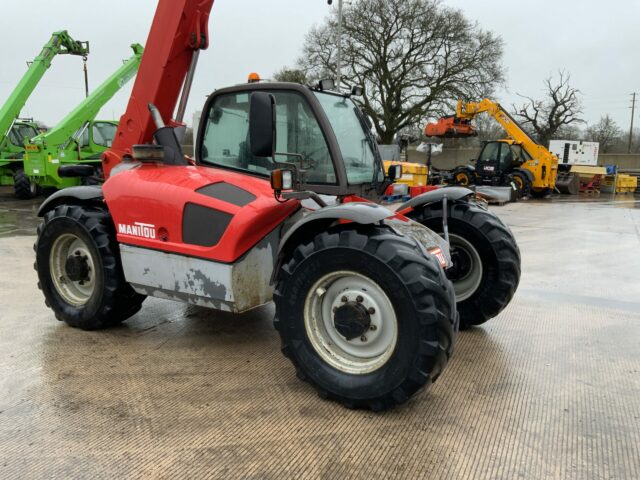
left=398, top=186, right=475, bottom=213
left=37, top=186, right=104, bottom=217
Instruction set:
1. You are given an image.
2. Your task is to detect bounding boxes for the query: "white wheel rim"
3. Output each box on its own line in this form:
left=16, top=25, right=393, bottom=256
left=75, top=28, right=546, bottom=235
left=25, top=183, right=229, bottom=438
left=448, top=233, right=483, bottom=301
left=49, top=233, right=96, bottom=306
left=304, top=271, right=398, bottom=375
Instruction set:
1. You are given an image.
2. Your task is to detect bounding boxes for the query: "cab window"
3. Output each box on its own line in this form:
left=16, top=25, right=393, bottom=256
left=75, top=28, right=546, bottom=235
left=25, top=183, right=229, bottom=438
left=479, top=142, right=501, bottom=163
left=92, top=122, right=117, bottom=148
left=200, top=91, right=336, bottom=184
left=8, top=124, right=38, bottom=146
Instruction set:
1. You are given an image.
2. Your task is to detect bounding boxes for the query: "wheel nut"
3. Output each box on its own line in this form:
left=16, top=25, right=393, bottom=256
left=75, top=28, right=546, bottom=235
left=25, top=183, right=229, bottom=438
left=341, top=296, right=348, bottom=303
left=368, top=307, right=375, bottom=315
left=360, top=335, right=367, bottom=342
left=356, top=295, right=364, bottom=303
left=370, top=324, right=377, bottom=331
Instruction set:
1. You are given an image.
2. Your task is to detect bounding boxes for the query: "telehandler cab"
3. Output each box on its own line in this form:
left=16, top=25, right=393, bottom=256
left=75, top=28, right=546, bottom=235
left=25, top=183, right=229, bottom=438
left=34, top=0, right=520, bottom=410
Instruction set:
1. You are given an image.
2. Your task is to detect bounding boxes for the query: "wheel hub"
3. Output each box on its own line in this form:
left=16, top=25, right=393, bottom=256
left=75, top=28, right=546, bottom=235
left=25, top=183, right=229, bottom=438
left=447, top=246, right=472, bottom=281
left=64, top=252, right=90, bottom=282
left=304, top=271, right=398, bottom=375
left=333, top=302, right=371, bottom=341
left=50, top=234, right=96, bottom=306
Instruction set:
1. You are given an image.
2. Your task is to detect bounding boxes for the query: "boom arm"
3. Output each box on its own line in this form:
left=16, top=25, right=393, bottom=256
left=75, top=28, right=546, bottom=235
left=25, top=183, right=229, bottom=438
left=29, top=44, right=144, bottom=149
left=103, top=0, right=215, bottom=178
left=455, top=99, right=556, bottom=165
left=0, top=31, right=89, bottom=144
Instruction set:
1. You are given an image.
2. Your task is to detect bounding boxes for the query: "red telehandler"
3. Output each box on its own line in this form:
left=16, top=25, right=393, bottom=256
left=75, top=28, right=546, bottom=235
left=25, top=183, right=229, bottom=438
left=34, top=0, right=520, bottom=410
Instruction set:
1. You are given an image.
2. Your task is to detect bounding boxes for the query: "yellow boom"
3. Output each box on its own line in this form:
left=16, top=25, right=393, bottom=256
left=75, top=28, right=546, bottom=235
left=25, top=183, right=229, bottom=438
left=456, top=99, right=558, bottom=192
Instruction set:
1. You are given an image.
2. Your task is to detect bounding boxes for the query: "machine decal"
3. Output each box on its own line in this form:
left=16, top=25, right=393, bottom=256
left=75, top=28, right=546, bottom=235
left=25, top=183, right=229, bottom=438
left=118, top=222, right=157, bottom=239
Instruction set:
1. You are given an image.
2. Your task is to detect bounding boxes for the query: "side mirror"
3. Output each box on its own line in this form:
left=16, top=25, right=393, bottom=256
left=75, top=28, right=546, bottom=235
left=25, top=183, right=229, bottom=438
left=388, top=164, right=402, bottom=182
left=249, top=92, right=276, bottom=157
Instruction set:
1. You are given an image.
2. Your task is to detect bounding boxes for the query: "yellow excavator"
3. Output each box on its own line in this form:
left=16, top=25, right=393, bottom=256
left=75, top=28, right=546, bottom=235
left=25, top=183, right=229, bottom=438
left=425, top=99, right=559, bottom=197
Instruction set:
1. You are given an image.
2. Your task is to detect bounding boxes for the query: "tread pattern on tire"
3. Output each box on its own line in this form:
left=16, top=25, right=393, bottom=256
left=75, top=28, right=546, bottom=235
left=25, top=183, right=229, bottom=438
left=273, top=227, right=458, bottom=411
left=13, top=169, right=36, bottom=200
left=513, top=169, right=532, bottom=198
left=409, top=201, right=521, bottom=328
left=35, top=204, right=144, bottom=330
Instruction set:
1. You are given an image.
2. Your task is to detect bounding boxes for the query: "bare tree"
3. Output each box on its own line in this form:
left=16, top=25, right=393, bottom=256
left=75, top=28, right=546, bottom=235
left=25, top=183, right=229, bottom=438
left=584, top=115, right=622, bottom=153
left=513, top=71, right=584, bottom=147
left=296, top=0, right=504, bottom=144
left=273, top=67, right=308, bottom=84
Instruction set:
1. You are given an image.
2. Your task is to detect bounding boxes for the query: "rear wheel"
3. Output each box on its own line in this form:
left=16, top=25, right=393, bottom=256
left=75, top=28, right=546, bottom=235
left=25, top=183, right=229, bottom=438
left=408, top=201, right=521, bottom=329
left=35, top=205, right=145, bottom=330
left=13, top=169, right=38, bottom=199
left=274, top=228, right=457, bottom=410
left=531, top=188, right=553, bottom=198
left=452, top=168, right=473, bottom=186
left=512, top=170, right=532, bottom=198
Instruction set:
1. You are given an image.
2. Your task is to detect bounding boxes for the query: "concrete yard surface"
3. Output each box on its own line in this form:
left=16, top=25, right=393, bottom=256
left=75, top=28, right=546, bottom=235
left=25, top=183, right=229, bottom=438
left=0, top=189, right=639, bottom=478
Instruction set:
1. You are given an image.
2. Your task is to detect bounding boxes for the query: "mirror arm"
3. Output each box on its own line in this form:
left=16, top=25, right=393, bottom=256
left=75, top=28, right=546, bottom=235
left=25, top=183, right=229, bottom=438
left=281, top=191, right=328, bottom=208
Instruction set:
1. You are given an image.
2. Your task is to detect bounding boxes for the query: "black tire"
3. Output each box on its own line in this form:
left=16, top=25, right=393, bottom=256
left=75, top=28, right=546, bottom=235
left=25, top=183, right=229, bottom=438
left=274, top=227, right=458, bottom=411
left=35, top=204, right=145, bottom=330
left=408, top=201, right=521, bottom=329
left=13, top=169, right=38, bottom=199
left=531, top=188, right=552, bottom=198
left=512, top=170, right=532, bottom=198
left=452, top=168, right=473, bottom=186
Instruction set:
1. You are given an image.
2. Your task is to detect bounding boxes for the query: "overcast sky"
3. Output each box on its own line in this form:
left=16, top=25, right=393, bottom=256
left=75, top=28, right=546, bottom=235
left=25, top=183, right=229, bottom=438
left=1, top=0, right=637, bottom=132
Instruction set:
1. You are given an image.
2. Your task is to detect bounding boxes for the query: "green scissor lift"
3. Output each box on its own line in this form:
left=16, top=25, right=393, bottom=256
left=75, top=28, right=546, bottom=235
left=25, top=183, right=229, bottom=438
left=0, top=31, right=89, bottom=198
left=22, top=43, right=144, bottom=197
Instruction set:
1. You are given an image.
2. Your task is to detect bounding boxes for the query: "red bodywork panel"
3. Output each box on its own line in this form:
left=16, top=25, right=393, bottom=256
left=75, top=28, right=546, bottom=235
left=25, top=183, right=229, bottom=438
left=103, top=165, right=300, bottom=263
left=424, top=116, right=477, bottom=138
left=103, top=0, right=215, bottom=178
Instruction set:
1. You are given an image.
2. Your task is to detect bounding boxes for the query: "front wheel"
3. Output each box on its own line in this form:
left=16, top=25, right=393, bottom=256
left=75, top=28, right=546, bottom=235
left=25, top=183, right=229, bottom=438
left=35, top=205, right=145, bottom=330
left=512, top=170, right=532, bottom=198
left=274, top=228, right=457, bottom=411
left=13, top=169, right=38, bottom=199
left=531, top=188, right=553, bottom=198
left=408, top=201, right=521, bottom=329
left=451, top=167, right=473, bottom=186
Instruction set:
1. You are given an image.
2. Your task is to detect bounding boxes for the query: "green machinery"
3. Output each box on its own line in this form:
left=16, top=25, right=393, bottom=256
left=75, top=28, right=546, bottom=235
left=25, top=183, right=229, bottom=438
left=22, top=43, right=144, bottom=197
left=0, top=31, right=89, bottom=197
left=0, top=119, right=39, bottom=187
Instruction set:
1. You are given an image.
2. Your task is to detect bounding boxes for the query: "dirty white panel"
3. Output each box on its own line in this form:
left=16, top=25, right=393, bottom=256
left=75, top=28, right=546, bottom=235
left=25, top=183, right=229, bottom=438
left=120, top=232, right=277, bottom=314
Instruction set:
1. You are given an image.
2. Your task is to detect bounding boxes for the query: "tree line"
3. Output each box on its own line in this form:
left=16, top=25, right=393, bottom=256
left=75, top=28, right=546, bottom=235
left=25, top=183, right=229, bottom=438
left=274, top=0, right=635, bottom=153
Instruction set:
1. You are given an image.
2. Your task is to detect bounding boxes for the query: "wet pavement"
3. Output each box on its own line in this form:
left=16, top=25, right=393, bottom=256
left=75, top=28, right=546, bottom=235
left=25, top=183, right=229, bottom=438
left=1, top=187, right=639, bottom=478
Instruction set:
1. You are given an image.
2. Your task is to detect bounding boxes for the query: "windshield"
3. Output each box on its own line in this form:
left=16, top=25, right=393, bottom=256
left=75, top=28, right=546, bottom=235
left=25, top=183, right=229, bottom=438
left=9, top=123, right=38, bottom=146
left=92, top=122, right=117, bottom=148
left=201, top=91, right=336, bottom=184
left=313, top=92, right=379, bottom=185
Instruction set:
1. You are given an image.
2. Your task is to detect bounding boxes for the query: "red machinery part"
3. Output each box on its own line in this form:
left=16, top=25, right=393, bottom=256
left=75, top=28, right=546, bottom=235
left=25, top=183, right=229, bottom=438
left=103, top=165, right=300, bottom=264
left=424, top=116, right=477, bottom=138
left=102, top=0, right=215, bottom=178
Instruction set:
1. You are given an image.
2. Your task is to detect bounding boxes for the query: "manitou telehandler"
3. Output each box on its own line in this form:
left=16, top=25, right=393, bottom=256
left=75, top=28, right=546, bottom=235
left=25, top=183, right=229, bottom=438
left=34, top=0, right=520, bottom=410
left=0, top=31, right=89, bottom=197
left=426, top=99, right=559, bottom=197
left=20, top=44, right=144, bottom=198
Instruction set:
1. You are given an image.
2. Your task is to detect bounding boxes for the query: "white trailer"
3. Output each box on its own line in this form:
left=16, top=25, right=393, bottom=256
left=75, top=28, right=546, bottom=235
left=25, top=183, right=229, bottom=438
left=549, top=140, right=599, bottom=166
